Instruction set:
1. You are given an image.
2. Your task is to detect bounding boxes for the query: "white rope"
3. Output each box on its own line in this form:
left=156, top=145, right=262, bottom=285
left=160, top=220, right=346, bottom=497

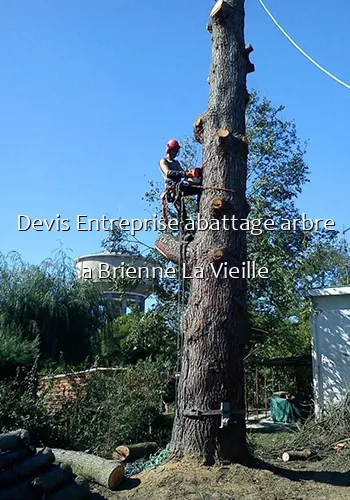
left=257, top=0, right=350, bottom=91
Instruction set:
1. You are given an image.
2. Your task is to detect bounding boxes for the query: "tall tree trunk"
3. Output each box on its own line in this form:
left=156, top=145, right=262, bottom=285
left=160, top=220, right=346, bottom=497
left=156, top=0, right=254, bottom=464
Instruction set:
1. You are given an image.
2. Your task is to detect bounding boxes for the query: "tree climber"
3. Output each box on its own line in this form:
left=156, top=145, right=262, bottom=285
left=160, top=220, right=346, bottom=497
left=159, top=139, right=202, bottom=233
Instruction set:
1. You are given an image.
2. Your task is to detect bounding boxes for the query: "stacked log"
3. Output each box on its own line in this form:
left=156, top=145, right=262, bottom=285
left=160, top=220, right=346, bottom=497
left=0, top=429, right=90, bottom=499
left=113, top=442, right=159, bottom=462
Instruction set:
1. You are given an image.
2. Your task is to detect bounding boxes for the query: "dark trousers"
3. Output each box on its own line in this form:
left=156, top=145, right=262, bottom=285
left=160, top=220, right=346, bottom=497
left=173, top=182, right=201, bottom=234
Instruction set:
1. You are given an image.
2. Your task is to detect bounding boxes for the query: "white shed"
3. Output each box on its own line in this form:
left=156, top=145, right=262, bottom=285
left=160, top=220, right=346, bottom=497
left=310, top=286, right=350, bottom=418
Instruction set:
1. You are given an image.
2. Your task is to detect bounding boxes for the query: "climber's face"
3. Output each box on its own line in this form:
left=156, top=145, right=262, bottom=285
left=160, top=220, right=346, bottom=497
left=168, top=148, right=179, bottom=159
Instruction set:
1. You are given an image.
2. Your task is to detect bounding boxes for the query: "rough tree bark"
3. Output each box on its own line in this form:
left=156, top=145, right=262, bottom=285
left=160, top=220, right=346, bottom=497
left=51, top=449, right=124, bottom=490
left=156, top=0, right=254, bottom=464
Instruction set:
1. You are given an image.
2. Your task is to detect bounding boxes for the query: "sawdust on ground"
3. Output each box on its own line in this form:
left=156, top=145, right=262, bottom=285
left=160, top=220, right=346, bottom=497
left=90, top=456, right=350, bottom=500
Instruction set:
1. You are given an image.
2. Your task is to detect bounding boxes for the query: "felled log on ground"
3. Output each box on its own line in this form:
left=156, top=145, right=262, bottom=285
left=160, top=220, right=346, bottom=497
left=282, top=448, right=315, bottom=462
left=0, top=445, right=36, bottom=470
left=0, top=429, right=30, bottom=451
left=113, top=442, right=159, bottom=462
left=52, top=449, right=124, bottom=491
left=32, top=463, right=75, bottom=495
left=0, top=447, right=55, bottom=488
left=45, top=476, right=90, bottom=500
left=0, top=480, right=39, bottom=500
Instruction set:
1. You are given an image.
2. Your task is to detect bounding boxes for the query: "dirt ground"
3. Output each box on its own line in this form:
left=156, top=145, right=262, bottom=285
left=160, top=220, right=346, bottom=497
left=90, top=455, right=350, bottom=500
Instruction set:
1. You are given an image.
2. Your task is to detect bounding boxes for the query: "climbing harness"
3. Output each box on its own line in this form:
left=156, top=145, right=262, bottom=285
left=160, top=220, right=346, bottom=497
left=161, top=181, right=184, bottom=224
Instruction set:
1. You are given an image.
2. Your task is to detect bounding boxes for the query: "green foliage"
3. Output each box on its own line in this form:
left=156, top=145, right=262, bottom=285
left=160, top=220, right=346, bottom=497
left=246, top=93, right=346, bottom=322
left=0, top=321, right=40, bottom=372
left=0, top=373, right=50, bottom=444
left=0, top=250, right=108, bottom=366
left=101, top=224, right=140, bottom=255
left=246, top=92, right=308, bottom=203
left=245, top=92, right=349, bottom=359
left=46, top=360, right=170, bottom=455
left=97, top=310, right=177, bottom=367
left=142, top=91, right=350, bottom=363
left=0, top=361, right=171, bottom=454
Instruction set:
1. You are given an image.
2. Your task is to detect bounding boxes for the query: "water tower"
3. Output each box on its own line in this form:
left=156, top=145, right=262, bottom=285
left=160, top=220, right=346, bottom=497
left=74, top=252, right=154, bottom=314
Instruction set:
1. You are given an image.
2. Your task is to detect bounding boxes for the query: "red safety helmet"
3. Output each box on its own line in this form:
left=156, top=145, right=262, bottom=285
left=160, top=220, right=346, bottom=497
left=166, top=139, right=181, bottom=153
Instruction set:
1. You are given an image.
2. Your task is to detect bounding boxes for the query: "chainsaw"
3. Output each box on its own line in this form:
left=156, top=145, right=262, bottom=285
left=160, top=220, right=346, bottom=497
left=185, top=167, right=202, bottom=185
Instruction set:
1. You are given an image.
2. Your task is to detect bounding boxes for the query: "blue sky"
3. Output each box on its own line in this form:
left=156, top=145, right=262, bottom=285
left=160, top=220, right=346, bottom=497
left=1, top=0, right=349, bottom=266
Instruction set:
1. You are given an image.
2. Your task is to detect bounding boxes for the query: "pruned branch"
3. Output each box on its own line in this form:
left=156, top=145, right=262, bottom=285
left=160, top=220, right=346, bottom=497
left=216, top=128, right=230, bottom=139
left=212, top=249, right=225, bottom=262
left=244, top=43, right=254, bottom=55
left=193, top=116, right=204, bottom=144
left=216, top=128, right=230, bottom=152
left=247, top=62, right=255, bottom=74
left=155, top=234, right=183, bottom=265
left=210, top=0, right=232, bottom=21
left=211, top=198, right=224, bottom=213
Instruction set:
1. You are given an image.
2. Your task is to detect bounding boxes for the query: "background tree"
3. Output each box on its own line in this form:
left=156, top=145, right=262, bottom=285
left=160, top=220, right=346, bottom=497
left=144, top=90, right=350, bottom=364
left=0, top=250, right=108, bottom=367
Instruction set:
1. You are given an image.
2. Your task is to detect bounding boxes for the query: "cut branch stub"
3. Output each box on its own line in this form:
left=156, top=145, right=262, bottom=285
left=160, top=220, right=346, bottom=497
left=210, top=198, right=230, bottom=216
left=193, top=116, right=204, bottom=144
left=242, top=44, right=254, bottom=75
left=212, top=249, right=225, bottom=262
left=216, top=129, right=230, bottom=139
left=247, top=62, right=255, bottom=74
left=210, top=0, right=231, bottom=21
left=216, top=129, right=231, bottom=151
left=211, top=198, right=224, bottom=212
left=206, top=22, right=213, bottom=33
left=244, top=43, right=254, bottom=55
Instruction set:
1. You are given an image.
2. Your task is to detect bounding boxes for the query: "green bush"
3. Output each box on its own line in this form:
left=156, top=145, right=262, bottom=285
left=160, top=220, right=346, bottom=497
left=0, top=374, right=50, bottom=444
left=0, top=321, right=40, bottom=375
left=0, top=251, right=107, bottom=366
left=0, top=360, right=173, bottom=455
left=38, top=360, right=171, bottom=455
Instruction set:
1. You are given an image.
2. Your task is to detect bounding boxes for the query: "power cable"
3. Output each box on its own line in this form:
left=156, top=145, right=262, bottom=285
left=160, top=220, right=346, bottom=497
left=257, top=0, right=350, bottom=91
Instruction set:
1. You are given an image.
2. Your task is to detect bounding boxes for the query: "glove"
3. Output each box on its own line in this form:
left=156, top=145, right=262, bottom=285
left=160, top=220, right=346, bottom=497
left=166, top=170, right=185, bottom=181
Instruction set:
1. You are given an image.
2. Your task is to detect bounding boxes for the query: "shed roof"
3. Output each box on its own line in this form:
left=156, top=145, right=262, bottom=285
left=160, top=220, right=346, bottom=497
left=309, top=286, right=350, bottom=297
